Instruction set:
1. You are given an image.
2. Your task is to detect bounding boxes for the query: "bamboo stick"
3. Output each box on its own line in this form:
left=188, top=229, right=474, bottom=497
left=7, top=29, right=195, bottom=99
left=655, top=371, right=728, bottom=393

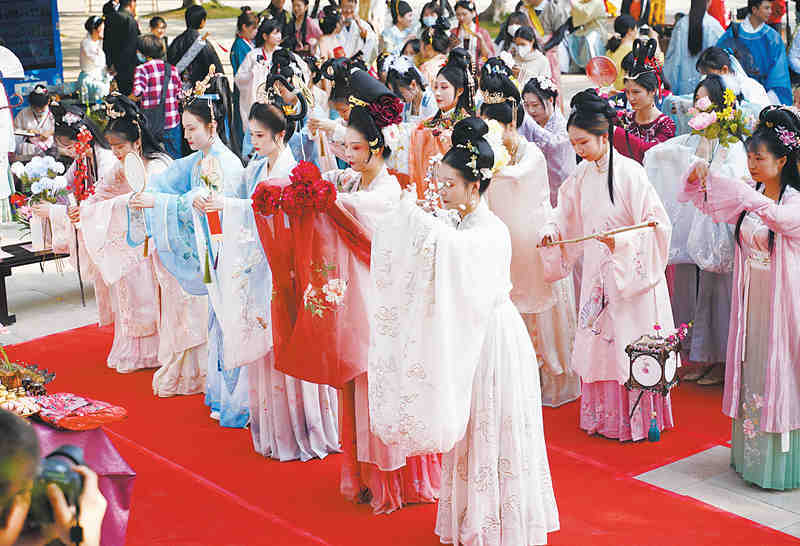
left=538, top=221, right=658, bottom=248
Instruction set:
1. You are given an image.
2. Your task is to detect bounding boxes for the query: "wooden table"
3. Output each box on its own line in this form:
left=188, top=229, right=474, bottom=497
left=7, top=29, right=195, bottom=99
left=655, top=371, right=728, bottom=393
left=0, top=242, right=72, bottom=325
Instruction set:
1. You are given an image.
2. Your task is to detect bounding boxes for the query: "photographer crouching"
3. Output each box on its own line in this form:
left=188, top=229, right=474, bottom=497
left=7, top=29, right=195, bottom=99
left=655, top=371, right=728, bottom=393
left=0, top=410, right=106, bottom=546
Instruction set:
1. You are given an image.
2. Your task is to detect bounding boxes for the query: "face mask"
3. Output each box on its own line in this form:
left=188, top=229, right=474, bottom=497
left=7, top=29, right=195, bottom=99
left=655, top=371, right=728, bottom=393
left=516, top=44, right=531, bottom=57
left=423, top=15, right=437, bottom=27
left=507, top=24, right=520, bottom=38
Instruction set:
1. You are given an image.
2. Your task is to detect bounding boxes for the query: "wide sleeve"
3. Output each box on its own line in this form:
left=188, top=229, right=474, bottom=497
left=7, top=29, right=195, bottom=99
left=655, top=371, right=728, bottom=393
left=538, top=173, right=584, bottom=282
left=368, top=195, right=504, bottom=463
left=678, top=159, right=756, bottom=224
left=663, top=19, right=683, bottom=88
left=610, top=167, right=672, bottom=300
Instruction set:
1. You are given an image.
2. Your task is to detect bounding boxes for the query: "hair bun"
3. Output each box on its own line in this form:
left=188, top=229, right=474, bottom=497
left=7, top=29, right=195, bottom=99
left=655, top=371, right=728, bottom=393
left=433, top=15, right=450, bottom=30
left=445, top=48, right=471, bottom=73
left=570, top=89, right=616, bottom=121
left=240, top=6, right=249, bottom=13
left=451, top=116, right=488, bottom=147
left=759, top=105, right=800, bottom=131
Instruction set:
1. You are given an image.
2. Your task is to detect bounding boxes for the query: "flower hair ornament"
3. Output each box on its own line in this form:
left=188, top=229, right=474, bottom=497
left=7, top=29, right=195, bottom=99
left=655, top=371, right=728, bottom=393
left=533, top=74, right=558, bottom=94
left=775, top=125, right=800, bottom=151
left=180, top=65, right=216, bottom=108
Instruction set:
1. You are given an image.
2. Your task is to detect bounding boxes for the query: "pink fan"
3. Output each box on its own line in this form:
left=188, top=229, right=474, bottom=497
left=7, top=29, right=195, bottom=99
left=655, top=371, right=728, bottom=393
left=586, top=56, right=618, bottom=89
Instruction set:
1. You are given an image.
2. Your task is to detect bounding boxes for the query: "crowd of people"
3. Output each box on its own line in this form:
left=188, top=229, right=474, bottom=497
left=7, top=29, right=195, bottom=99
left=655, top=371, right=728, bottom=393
left=3, top=0, right=800, bottom=543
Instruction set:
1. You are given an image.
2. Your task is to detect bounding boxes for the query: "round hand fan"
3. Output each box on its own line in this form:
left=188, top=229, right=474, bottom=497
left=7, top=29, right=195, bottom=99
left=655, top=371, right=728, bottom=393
left=586, top=56, right=618, bottom=89
left=124, top=152, right=147, bottom=193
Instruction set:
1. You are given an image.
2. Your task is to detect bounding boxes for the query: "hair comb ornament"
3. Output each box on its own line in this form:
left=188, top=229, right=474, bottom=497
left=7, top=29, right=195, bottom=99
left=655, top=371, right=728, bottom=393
left=483, top=92, right=509, bottom=105
left=180, top=65, right=216, bottom=107
left=775, top=125, right=800, bottom=151
left=104, top=101, right=125, bottom=120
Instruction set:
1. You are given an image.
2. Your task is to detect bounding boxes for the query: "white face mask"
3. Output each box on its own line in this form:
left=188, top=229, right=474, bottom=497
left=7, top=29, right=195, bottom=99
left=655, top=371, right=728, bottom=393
left=423, top=15, right=437, bottom=27
left=507, top=24, right=520, bottom=38
left=516, top=44, right=531, bottom=57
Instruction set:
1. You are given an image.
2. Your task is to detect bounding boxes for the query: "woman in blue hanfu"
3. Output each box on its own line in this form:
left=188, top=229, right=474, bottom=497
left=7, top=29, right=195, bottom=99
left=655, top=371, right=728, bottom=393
left=129, top=75, right=250, bottom=428
left=206, top=91, right=340, bottom=460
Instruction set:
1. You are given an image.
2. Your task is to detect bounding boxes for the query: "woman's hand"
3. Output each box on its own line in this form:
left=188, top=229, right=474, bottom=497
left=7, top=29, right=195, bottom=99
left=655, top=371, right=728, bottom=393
left=67, top=206, right=80, bottom=224
left=194, top=192, right=224, bottom=213
left=30, top=202, right=51, bottom=219
left=687, top=162, right=710, bottom=188
left=308, top=117, right=337, bottom=135
left=539, top=231, right=560, bottom=247
left=596, top=234, right=616, bottom=253
left=129, top=193, right=155, bottom=209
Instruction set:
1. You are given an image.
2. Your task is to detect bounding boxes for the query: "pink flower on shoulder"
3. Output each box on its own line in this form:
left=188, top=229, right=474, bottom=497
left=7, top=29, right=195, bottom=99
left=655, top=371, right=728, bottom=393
left=688, top=111, right=717, bottom=131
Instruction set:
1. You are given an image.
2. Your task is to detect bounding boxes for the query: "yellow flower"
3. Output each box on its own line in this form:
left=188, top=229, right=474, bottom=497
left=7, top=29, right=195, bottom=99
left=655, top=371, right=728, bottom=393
left=724, top=88, right=736, bottom=107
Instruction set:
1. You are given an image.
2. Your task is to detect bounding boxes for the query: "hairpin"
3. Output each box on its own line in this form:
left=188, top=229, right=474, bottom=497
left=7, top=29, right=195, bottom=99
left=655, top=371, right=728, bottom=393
left=533, top=74, right=558, bottom=93
left=483, top=92, right=509, bottom=105
left=104, top=101, right=124, bottom=119
left=349, top=96, right=369, bottom=108
left=181, top=65, right=216, bottom=107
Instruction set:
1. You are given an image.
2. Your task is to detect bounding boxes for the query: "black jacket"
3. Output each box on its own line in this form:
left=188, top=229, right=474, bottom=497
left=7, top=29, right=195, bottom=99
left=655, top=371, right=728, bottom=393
left=107, top=8, right=140, bottom=93
left=167, top=29, right=225, bottom=86
left=101, top=0, right=118, bottom=68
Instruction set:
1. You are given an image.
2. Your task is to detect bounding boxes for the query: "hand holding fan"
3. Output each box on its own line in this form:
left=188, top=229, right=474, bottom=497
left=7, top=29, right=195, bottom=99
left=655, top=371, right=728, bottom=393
left=124, top=152, right=150, bottom=255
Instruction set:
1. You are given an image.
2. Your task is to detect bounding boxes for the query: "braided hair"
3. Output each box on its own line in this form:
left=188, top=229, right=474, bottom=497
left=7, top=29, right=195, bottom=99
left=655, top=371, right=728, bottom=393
left=736, top=107, right=800, bottom=254
left=567, top=89, right=618, bottom=202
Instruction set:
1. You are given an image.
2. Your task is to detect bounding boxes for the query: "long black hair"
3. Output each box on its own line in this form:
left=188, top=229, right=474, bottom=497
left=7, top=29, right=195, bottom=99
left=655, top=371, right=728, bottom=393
left=319, top=4, right=341, bottom=35
left=567, top=89, right=618, bottom=202
left=735, top=107, right=800, bottom=253
left=388, top=0, right=412, bottom=26
left=104, top=94, right=166, bottom=159
left=248, top=102, right=291, bottom=143
left=496, top=11, right=528, bottom=52
left=436, top=48, right=474, bottom=114
left=255, top=18, right=282, bottom=48
left=688, top=0, right=706, bottom=56
left=287, top=0, right=311, bottom=51
left=442, top=117, right=494, bottom=194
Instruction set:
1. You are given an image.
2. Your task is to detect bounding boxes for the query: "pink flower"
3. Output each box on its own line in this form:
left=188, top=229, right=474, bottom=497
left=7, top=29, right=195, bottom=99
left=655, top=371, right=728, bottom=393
left=742, top=418, right=757, bottom=439
left=695, top=96, right=713, bottom=111
left=753, top=394, right=764, bottom=409
left=653, top=324, right=662, bottom=331
left=688, top=111, right=718, bottom=131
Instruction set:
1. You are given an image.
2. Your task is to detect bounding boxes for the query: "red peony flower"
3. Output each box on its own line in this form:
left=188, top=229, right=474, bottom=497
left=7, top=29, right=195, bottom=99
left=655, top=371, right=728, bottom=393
left=9, top=193, right=27, bottom=207
left=281, top=182, right=313, bottom=215
left=252, top=183, right=283, bottom=216
left=289, top=161, right=322, bottom=186
left=311, top=179, right=336, bottom=211
left=368, top=95, right=403, bottom=129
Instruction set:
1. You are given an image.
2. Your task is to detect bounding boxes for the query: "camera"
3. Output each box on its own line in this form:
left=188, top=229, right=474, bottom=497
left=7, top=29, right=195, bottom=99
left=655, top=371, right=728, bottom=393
left=639, top=25, right=651, bottom=36
left=26, top=445, right=85, bottom=530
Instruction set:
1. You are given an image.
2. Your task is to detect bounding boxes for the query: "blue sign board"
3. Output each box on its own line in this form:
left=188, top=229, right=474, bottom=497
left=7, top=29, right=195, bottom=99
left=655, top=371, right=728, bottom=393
left=0, top=0, right=64, bottom=115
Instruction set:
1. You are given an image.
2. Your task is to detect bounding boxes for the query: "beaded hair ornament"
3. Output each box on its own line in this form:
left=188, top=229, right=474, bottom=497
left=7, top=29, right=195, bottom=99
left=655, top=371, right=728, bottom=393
left=180, top=65, right=217, bottom=123
left=455, top=140, right=492, bottom=180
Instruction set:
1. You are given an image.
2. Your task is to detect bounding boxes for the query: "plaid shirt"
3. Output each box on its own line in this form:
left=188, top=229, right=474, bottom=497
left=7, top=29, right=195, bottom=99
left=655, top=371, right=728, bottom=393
left=133, top=60, right=181, bottom=129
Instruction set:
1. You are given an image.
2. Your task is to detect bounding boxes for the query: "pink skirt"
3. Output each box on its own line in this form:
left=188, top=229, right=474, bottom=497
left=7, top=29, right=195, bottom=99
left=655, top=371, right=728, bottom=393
left=579, top=380, right=674, bottom=442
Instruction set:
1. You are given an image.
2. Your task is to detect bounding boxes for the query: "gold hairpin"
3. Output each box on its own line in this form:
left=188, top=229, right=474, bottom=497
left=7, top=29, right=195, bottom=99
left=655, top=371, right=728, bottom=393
left=368, top=137, right=380, bottom=148
left=104, top=101, right=124, bottom=119
left=483, top=92, right=508, bottom=105
left=349, top=96, right=369, bottom=108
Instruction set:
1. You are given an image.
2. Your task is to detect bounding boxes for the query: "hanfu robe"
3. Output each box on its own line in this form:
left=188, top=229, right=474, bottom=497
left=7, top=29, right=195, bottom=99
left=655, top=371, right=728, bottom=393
left=219, top=147, right=339, bottom=460
left=324, top=165, right=442, bottom=514
left=565, top=0, right=608, bottom=70
left=644, top=135, right=745, bottom=367
left=680, top=169, right=800, bottom=490
left=540, top=150, right=676, bottom=441
left=663, top=14, right=724, bottom=96
left=487, top=139, right=579, bottom=407
left=79, top=153, right=208, bottom=395
left=50, top=147, right=160, bottom=374
left=142, top=139, right=248, bottom=427
left=230, top=36, right=254, bottom=146
left=369, top=195, right=559, bottom=545
left=716, top=21, right=792, bottom=105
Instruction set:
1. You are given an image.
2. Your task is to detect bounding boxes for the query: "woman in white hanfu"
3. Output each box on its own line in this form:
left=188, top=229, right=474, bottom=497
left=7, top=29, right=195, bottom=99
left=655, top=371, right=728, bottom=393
left=33, top=106, right=164, bottom=376
left=539, top=90, right=676, bottom=442
left=204, top=100, right=339, bottom=461
left=369, top=117, right=558, bottom=546
left=480, top=71, right=578, bottom=407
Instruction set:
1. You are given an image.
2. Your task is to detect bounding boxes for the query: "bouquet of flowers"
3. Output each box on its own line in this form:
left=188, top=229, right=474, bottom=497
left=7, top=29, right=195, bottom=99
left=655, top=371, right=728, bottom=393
left=688, top=90, right=751, bottom=148
left=9, top=156, right=68, bottom=204
left=252, top=161, right=337, bottom=218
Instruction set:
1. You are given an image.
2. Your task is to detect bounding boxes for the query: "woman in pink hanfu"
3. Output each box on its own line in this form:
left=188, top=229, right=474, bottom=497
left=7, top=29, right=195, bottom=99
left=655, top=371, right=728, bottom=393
left=540, top=90, right=676, bottom=441
left=681, top=106, right=800, bottom=490
left=31, top=106, right=162, bottom=376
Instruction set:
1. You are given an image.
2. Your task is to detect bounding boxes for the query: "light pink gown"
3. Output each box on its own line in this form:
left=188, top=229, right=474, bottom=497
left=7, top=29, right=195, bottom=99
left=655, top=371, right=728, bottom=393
left=51, top=151, right=207, bottom=394
left=540, top=150, right=676, bottom=441
left=487, top=139, right=579, bottom=407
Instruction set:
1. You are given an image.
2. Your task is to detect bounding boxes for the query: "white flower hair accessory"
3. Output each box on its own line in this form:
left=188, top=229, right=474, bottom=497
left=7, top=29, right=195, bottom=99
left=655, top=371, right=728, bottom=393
left=533, top=74, right=558, bottom=93
left=62, top=112, right=82, bottom=126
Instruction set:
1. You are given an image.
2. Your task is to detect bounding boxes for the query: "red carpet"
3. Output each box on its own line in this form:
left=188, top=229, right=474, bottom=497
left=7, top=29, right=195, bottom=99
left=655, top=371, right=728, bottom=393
left=6, top=324, right=798, bottom=546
